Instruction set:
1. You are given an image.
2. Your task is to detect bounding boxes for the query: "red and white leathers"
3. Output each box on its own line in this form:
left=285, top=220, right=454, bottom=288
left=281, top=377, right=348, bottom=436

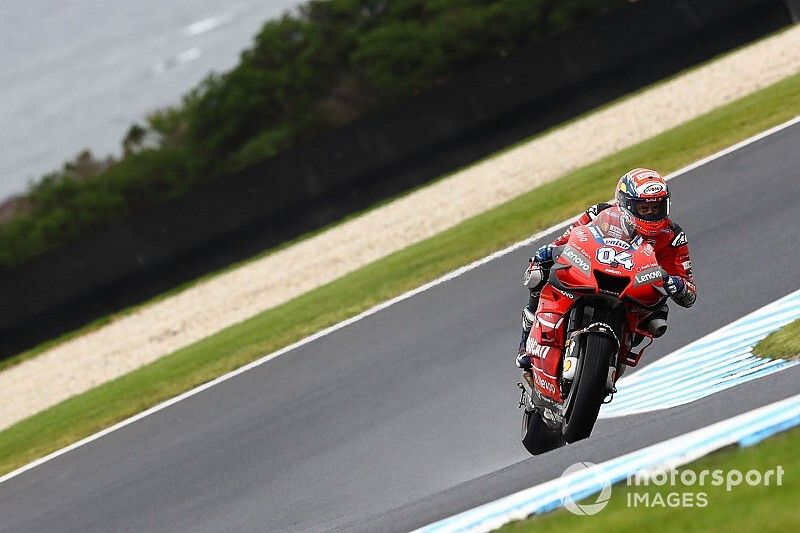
left=517, top=200, right=697, bottom=365
left=551, top=202, right=697, bottom=307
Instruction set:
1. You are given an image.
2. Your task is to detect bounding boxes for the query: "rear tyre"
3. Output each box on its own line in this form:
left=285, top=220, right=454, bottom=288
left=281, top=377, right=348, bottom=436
left=561, top=333, right=615, bottom=443
left=522, top=409, right=566, bottom=455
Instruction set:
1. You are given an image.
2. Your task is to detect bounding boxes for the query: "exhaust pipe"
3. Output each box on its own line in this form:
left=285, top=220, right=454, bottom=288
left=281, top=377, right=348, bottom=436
left=646, top=318, right=668, bottom=338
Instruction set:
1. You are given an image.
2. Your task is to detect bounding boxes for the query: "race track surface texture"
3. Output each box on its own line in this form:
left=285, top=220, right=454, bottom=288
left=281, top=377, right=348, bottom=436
left=1, top=124, right=799, bottom=532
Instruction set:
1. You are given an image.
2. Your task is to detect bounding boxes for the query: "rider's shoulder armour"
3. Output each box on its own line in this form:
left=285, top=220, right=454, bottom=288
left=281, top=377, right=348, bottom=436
left=586, top=202, right=613, bottom=220
left=668, top=221, right=688, bottom=248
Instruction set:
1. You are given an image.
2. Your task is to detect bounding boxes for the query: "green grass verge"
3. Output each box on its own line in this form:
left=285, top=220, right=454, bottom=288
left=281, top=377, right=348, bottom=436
left=754, top=318, right=800, bottom=360
left=2, top=72, right=800, bottom=476
left=500, top=426, right=800, bottom=532
left=7, top=25, right=797, bottom=374
left=3, top=24, right=795, bottom=374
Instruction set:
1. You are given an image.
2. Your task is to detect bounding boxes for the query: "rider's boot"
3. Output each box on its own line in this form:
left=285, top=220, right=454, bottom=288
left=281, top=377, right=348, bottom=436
left=515, top=291, right=540, bottom=371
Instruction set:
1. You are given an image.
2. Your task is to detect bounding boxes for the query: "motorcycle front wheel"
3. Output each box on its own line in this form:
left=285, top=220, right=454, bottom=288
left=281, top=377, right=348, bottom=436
left=561, top=333, right=615, bottom=443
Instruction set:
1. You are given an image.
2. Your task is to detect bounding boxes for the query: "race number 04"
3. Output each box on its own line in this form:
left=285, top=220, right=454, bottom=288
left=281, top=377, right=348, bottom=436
left=596, top=247, right=633, bottom=270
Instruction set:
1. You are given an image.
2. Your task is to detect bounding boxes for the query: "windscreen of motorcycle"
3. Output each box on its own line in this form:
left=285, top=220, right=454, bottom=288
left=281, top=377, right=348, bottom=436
left=586, top=206, right=639, bottom=245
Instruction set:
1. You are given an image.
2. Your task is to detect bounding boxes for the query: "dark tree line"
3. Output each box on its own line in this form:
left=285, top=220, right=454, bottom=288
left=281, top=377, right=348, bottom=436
left=0, top=0, right=624, bottom=269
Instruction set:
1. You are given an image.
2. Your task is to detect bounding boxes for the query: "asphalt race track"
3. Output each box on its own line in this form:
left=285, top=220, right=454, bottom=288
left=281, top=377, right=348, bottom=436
left=1, top=123, right=799, bottom=532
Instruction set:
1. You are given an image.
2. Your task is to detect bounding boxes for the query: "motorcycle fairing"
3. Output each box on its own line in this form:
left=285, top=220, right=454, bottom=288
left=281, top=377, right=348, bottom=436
left=525, top=207, right=669, bottom=404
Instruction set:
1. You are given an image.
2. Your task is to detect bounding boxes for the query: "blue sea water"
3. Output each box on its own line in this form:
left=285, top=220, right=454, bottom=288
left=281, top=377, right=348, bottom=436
left=0, top=0, right=303, bottom=201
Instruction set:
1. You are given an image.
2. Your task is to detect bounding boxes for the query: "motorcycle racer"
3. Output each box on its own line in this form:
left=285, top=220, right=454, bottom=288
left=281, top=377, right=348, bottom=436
left=516, top=168, right=696, bottom=370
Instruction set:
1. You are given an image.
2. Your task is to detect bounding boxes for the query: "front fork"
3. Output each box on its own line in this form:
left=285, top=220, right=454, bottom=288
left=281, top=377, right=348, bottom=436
left=561, top=322, right=621, bottom=400
left=519, top=307, right=623, bottom=417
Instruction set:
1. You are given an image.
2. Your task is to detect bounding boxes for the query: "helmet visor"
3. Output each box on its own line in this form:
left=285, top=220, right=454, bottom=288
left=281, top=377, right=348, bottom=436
left=627, top=197, right=669, bottom=222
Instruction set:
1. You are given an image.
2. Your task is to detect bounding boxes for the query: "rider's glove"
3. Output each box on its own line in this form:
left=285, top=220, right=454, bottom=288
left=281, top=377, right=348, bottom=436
left=664, top=275, right=687, bottom=299
left=532, top=244, right=553, bottom=265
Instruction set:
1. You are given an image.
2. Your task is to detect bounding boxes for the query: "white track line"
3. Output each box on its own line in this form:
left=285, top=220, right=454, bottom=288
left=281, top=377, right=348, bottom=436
left=414, top=393, right=800, bottom=533
left=599, top=289, right=800, bottom=418
left=2, top=114, right=799, bottom=486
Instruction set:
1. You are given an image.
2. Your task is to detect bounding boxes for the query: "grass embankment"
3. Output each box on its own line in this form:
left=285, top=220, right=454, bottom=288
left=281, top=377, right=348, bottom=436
left=2, top=73, right=800, bottom=477
left=754, top=318, right=800, bottom=360
left=501, top=425, right=800, bottom=532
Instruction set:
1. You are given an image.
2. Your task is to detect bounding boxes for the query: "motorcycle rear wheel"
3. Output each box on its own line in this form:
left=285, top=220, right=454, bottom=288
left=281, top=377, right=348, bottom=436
left=561, top=333, right=614, bottom=443
left=522, top=409, right=565, bottom=455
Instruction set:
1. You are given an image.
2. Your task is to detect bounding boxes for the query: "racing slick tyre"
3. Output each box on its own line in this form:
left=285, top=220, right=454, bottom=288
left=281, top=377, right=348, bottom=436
left=561, top=333, right=615, bottom=443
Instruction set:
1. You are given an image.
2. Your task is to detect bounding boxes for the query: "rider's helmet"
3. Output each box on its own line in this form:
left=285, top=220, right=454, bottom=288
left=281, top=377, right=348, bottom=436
left=615, top=168, right=670, bottom=237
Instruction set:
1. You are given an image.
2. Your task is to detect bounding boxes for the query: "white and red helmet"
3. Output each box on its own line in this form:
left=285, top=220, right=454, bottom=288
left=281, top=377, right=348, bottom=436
left=615, top=168, right=670, bottom=237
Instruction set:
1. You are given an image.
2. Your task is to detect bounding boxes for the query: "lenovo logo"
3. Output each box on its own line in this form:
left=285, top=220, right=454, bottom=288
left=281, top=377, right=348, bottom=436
left=564, top=248, right=590, bottom=271
left=635, top=269, right=662, bottom=284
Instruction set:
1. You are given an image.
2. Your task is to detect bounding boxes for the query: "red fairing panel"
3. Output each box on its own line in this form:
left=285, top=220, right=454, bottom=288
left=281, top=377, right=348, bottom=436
left=552, top=203, right=696, bottom=307
left=528, top=284, right=575, bottom=402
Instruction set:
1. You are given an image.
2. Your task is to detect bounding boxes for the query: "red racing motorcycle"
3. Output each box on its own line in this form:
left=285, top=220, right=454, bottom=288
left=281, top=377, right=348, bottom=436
left=518, top=206, right=669, bottom=454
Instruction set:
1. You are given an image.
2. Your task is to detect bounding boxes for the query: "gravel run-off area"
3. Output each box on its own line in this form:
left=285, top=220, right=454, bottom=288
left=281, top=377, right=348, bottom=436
left=2, top=26, right=800, bottom=431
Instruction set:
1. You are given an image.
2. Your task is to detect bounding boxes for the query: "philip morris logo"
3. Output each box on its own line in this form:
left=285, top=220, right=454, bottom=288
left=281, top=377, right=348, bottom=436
left=559, top=462, right=612, bottom=515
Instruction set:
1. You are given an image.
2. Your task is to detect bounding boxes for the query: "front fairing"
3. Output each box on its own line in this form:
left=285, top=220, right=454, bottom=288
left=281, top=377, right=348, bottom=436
left=550, top=207, right=666, bottom=308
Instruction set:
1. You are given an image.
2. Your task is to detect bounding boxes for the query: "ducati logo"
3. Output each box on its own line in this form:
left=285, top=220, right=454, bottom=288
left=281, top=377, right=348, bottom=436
left=527, top=339, right=551, bottom=359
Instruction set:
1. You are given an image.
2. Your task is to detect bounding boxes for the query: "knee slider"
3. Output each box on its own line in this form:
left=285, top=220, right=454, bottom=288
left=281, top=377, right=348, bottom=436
left=523, top=264, right=544, bottom=289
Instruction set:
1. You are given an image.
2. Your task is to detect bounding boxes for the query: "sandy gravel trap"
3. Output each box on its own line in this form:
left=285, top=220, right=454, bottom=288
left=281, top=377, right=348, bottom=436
left=2, top=26, right=800, bottom=430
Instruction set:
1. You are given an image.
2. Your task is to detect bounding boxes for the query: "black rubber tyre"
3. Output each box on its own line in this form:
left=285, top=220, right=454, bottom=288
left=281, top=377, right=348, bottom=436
left=521, top=409, right=566, bottom=455
left=561, top=333, right=615, bottom=443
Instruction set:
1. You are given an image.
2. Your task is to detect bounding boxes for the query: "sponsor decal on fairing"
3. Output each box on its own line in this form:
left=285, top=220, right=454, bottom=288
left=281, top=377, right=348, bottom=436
left=634, top=267, right=662, bottom=286
left=602, top=237, right=632, bottom=249
left=562, top=246, right=591, bottom=273
left=534, top=371, right=556, bottom=395
left=595, top=247, right=634, bottom=270
left=526, top=339, right=550, bottom=360
left=555, top=288, right=575, bottom=299
left=588, top=226, right=605, bottom=241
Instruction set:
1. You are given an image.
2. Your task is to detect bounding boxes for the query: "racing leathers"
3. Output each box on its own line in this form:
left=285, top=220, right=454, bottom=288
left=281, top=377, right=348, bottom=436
left=516, top=202, right=696, bottom=369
